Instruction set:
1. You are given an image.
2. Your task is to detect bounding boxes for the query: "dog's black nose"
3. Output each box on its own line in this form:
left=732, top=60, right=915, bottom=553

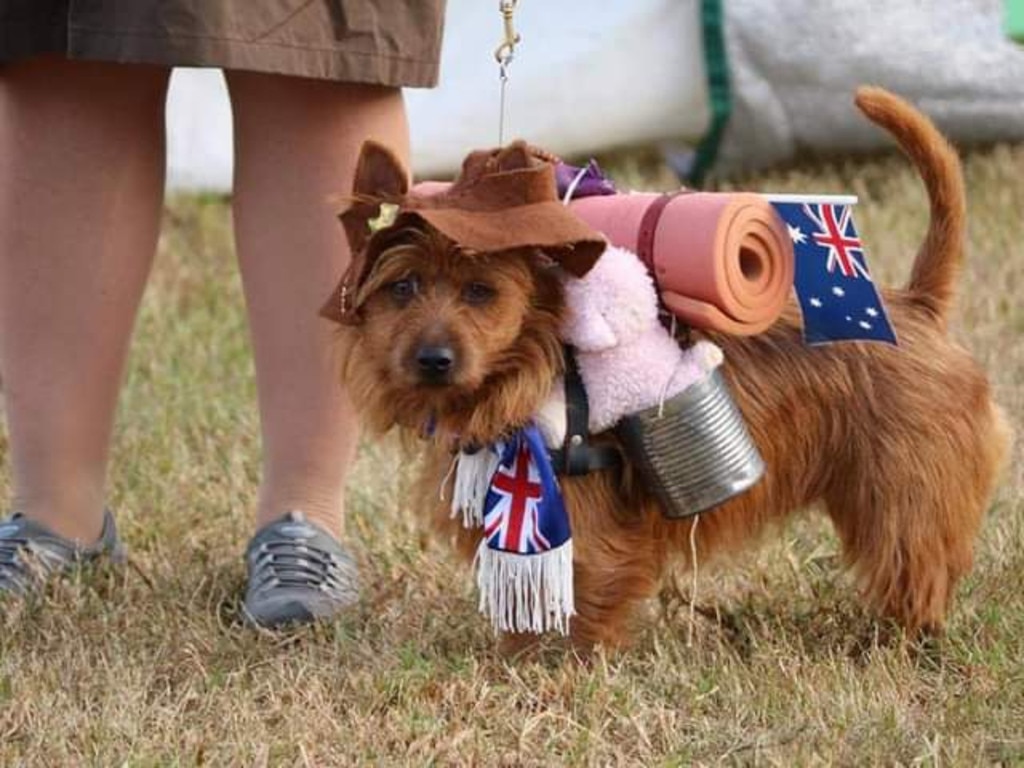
left=416, top=345, right=456, bottom=382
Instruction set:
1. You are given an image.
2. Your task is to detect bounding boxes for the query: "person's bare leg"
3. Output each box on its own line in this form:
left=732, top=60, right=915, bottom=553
left=225, top=72, right=408, bottom=535
left=0, top=57, right=170, bottom=542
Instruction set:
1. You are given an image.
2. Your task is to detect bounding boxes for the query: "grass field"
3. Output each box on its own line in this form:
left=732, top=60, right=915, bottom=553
left=1, top=143, right=1022, bottom=765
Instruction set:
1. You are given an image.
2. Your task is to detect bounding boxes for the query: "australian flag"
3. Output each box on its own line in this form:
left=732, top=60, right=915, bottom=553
left=482, top=425, right=569, bottom=556
left=769, top=197, right=897, bottom=345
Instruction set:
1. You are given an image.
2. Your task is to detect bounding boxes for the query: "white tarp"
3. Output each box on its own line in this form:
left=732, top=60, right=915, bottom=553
left=165, top=0, right=1024, bottom=190
left=166, top=0, right=709, bottom=190
left=166, top=68, right=233, bottom=191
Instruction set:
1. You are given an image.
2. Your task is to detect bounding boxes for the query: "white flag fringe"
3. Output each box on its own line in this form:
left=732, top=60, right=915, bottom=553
left=475, top=540, right=575, bottom=635
left=450, top=447, right=501, bottom=528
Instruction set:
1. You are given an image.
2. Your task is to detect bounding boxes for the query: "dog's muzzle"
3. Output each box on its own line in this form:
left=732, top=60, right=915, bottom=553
left=415, top=344, right=457, bottom=384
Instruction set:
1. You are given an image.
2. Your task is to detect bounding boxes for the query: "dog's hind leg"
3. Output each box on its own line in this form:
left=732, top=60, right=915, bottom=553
left=823, top=414, right=1005, bottom=634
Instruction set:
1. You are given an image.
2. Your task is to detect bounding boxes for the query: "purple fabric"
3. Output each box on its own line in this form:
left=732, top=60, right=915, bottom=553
left=554, top=160, right=617, bottom=199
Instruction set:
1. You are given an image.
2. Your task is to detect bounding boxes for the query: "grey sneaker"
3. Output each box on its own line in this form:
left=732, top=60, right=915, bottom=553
left=242, top=511, right=360, bottom=629
left=0, top=509, right=124, bottom=598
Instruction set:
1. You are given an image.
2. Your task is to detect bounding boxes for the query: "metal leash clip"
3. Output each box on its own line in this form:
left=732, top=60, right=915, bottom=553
left=494, top=0, right=520, bottom=67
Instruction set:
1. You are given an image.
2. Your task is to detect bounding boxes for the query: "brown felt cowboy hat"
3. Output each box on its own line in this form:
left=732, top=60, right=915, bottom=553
left=320, top=139, right=607, bottom=324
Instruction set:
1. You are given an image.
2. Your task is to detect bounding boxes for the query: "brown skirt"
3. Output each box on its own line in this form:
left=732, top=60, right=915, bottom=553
left=0, top=0, right=446, bottom=87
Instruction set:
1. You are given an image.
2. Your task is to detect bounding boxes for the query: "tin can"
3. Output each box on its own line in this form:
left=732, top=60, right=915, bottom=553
left=616, top=369, right=764, bottom=518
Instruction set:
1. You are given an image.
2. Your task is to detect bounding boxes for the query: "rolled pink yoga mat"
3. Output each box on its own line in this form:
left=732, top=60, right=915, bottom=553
left=569, top=192, right=793, bottom=336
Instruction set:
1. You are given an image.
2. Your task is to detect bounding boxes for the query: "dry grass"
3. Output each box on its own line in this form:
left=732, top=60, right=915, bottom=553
left=1, top=145, right=1022, bottom=766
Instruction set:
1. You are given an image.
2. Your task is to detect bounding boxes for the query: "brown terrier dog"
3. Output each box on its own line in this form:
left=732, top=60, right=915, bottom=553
left=328, top=87, right=1009, bottom=650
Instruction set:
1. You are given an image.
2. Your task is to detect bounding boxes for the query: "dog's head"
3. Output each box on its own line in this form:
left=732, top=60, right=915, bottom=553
left=331, top=145, right=567, bottom=445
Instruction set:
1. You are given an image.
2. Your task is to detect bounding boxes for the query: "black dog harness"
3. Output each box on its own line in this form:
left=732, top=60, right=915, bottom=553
left=547, top=348, right=622, bottom=476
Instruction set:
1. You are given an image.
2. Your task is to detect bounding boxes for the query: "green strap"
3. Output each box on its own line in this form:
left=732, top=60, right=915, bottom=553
left=688, top=0, right=732, bottom=186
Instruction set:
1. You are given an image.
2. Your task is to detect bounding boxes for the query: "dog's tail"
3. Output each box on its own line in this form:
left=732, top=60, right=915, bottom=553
left=854, top=86, right=966, bottom=323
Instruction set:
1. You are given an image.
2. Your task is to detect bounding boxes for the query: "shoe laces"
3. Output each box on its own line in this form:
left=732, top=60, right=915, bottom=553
left=250, top=538, right=352, bottom=599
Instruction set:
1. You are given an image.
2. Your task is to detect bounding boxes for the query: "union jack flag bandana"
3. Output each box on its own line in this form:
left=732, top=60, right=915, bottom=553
left=450, top=424, right=574, bottom=635
left=769, top=196, right=897, bottom=345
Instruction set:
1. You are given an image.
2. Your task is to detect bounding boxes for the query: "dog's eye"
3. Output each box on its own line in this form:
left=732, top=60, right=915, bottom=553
left=462, top=281, right=496, bottom=305
left=389, top=276, right=418, bottom=302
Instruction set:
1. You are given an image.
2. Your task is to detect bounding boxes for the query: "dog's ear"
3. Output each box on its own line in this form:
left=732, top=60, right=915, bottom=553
left=352, top=140, right=410, bottom=199
left=340, top=141, right=410, bottom=256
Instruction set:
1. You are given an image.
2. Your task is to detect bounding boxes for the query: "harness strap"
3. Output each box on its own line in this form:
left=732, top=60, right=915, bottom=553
left=636, top=192, right=678, bottom=274
left=548, top=347, right=622, bottom=476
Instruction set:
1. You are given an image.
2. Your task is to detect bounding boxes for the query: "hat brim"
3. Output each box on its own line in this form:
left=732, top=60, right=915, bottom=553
left=408, top=204, right=605, bottom=277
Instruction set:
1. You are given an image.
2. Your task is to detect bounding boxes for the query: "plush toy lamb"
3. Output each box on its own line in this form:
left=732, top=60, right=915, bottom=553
left=541, top=244, right=723, bottom=440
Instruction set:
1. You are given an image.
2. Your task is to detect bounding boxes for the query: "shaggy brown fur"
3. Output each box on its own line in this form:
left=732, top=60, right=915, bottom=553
left=336, top=87, right=1010, bottom=650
